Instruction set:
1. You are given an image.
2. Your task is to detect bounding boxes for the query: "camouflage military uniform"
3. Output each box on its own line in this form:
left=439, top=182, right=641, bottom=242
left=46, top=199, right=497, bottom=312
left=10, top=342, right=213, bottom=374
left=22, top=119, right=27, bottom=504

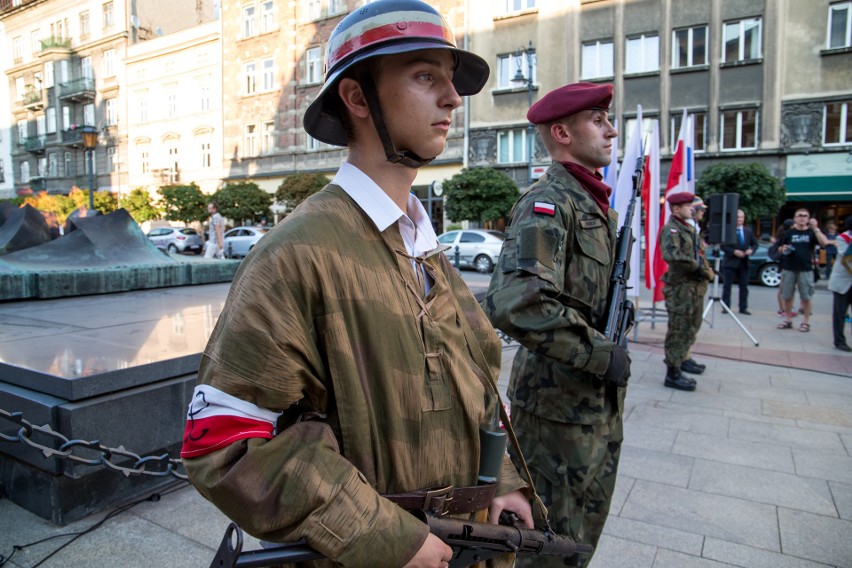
left=660, top=216, right=711, bottom=367
left=484, top=162, right=622, bottom=567
left=182, top=183, right=526, bottom=567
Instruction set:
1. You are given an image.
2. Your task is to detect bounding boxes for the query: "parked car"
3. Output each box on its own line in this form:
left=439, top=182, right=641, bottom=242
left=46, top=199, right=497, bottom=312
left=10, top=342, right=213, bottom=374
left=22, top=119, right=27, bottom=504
left=223, top=226, right=269, bottom=258
left=707, top=241, right=780, bottom=287
left=437, top=229, right=505, bottom=273
left=146, top=227, right=203, bottom=254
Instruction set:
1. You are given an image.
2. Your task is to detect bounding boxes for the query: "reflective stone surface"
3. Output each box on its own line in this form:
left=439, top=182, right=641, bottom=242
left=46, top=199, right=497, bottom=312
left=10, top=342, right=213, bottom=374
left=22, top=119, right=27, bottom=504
left=0, top=283, right=228, bottom=399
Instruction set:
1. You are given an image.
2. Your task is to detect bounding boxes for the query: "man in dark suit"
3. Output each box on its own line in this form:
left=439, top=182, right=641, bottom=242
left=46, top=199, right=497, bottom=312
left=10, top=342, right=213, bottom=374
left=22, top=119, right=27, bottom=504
left=721, top=209, right=759, bottom=314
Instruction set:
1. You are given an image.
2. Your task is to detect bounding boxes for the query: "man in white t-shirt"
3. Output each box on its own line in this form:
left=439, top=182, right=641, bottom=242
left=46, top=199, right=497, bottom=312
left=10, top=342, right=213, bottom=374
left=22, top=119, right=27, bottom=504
left=204, top=201, right=224, bottom=259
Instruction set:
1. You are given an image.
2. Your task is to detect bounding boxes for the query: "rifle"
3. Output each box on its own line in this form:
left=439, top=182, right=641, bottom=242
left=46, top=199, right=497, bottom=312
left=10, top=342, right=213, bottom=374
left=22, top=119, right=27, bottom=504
left=602, top=151, right=646, bottom=347
left=209, top=512, right=593, bottom=568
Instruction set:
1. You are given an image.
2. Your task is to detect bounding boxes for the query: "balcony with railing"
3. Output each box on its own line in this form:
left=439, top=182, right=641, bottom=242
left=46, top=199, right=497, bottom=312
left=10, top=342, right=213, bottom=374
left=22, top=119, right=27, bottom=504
left=24, top=136, right=46, bottom=154
left=61, top=126, right=97, bottom=147
left=21, top=88, right=44, bottom=110
left=39, top=36, right=72, bottom=53
left=58, top=77, right=95, bottom=101
left=0, top=0, right=33, bottom=15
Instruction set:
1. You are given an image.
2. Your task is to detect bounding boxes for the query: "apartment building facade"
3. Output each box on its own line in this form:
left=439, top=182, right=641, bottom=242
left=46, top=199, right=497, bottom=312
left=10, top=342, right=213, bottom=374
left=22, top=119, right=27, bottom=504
left=0, top=0, right=218, bottom=200
left=125, top=20, right=223, bottom=195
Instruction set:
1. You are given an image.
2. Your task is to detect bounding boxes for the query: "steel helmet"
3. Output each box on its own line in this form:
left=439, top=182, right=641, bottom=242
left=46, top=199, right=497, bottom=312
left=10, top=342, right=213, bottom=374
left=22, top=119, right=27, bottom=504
left=303, top=0, right=489, bottom=153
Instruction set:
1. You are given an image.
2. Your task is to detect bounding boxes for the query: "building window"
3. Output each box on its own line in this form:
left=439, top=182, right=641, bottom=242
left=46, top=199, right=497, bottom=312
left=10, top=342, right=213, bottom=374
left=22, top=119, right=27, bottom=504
left=262, top=58, right=275, bottom=91
left=138, top=95, right=148, bottom=122
left=306, top=0, right=321, bottom=21
left=21, top=161, right=31, bottom=183
left=723, top=18, right=762, bottom=62
left=328, top=0, right=345, bottom=15
left=62, top=106, right=71, bottom=130
left=829, top=2, right=852, bottom=48
left=82, top=56, right=93, bottom=80
left=35, top=115, right=45, bottom=138
left=721, top=109, right=759, bottom=150
left=502, top=0, right=536, bottom=12
left=13, top=37, right=23, bottom=62
left=672, top=26, right=707, bottom=69
left=105, top=98, right=118, bottom=125
left=44, top=62, right=54, bottom=88
left=38, top=157, right=47, bottom=177
left=306, top=47, right=322, bottom=84
left=200, top=140, right=212, bottom=168
left=625, top=33, right=659, bottom=74
left=31, top=29, right=41, bottom=55
left=497, top=50, right=537, bottom=89
left=48, top=154, right=59, bottom=177
left=307, top=134, right=321, bottom=151
left=243, top=5, right=256, bottom=38
left=263, top=121, right=275, bottom=154
left=167, top=145, right=179, bottom=182
left=80, top=11, right=90, bottom=39
left=166, top=89, right=177, bottom=118
left=17, top=120, right=27, bottom=144
left=200, top=85, right=211, bottom=111
left=260, top=1, right=275, bottom=33
left=244, top=124, right=257, bottom=157
left=46, top=107, right=57, bottom=133
left=824, top=101, right=851, bottom=145
left=581, top=39, right=613, bottom=79
left=64, top=152, right=72, bottom=176
left=102, top=1, right=114, bottom=30
left=139, top=147, right=150, bottom=174
left=59, top=60, right=69, bottom=83
left=244, top=62, right=257, bottom=95
left=497, top=128, right=527, bottom=164
left=107, top=146, right=118, bottom=172
left=103, top=49, right=115, bottom=77
left=1, top=159, right=6, bottom=183
left=84, top=103, right=95, bottom=126
left=670, top=112, right=707, bottom=152
left=15, top=77, right=25, bottom=101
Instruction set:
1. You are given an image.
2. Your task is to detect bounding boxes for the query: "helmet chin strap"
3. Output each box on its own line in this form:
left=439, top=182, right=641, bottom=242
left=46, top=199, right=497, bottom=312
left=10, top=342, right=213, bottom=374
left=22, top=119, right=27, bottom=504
left=356, top=69, right=435, bottom=169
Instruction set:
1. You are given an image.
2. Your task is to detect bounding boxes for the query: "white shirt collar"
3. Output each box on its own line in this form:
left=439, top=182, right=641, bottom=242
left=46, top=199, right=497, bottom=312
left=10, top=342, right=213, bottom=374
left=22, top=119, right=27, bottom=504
left=332, top=162, right=438, bottom=249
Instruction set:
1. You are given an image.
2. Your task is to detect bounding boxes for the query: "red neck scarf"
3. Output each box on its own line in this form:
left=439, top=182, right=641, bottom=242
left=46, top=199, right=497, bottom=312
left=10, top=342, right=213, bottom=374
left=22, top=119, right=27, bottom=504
left=561, top=162, right=612, bottom=215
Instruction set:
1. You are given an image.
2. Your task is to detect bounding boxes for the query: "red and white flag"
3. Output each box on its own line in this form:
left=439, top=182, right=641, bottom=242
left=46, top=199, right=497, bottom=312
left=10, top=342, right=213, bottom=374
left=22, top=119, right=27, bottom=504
left=613, top=106, right=644, bottom=297
left=641, top=121, right=664, bottom=301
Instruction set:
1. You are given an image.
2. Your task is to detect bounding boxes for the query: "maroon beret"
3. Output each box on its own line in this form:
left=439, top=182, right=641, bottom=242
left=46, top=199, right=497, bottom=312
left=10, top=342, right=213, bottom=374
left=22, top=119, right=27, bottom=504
left=527, top=82, right=614, bottom=124
left=667, top=192, right=695, bottom=206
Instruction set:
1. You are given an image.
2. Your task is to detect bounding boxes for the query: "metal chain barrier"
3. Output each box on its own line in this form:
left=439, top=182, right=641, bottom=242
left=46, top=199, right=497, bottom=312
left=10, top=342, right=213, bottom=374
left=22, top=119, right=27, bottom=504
left=0, top=408, right=187, bottom=480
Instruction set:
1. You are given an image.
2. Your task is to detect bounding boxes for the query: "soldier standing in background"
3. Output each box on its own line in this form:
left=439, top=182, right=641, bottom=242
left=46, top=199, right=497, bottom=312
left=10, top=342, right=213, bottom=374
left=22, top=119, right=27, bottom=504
left=660, top=192, right=712, bottom=390
left=484, top=82, right=629, bottom=568
left=682, top=196, right=710, bottom=376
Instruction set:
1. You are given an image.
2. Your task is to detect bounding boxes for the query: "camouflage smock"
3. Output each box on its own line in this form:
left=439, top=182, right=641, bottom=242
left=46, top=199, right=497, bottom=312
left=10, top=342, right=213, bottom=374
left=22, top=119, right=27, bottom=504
left=183, top=185, right=525, bottom=567
left=659, top=215, right=706, bottom=284
left=483, top=162, right=623, bottom=425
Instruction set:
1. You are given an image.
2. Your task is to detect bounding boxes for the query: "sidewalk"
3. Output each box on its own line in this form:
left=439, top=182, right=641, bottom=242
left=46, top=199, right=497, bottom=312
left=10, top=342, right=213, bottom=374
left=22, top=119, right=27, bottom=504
left=1, top=282, right=851, bottom=568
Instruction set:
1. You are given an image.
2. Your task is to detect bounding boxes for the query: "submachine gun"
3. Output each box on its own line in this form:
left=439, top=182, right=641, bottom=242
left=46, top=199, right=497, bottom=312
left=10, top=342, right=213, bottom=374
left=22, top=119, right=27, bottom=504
left=602, top=152, right=646, bottom=347
left=210, top=513, right=592, bottom=568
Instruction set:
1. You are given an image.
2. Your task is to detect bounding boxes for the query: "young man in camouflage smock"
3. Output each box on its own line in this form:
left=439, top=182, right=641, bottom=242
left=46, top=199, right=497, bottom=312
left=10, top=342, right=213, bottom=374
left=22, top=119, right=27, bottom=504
left=483, top=83, right=630, bottom=568
left=180, top=2, right=531, bottom=567
left=660, top=192, right=713, bottom=391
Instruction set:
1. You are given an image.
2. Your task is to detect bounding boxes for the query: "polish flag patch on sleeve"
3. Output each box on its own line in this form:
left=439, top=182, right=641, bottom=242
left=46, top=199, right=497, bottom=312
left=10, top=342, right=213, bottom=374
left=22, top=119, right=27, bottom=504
left=533, top=202, right=556, bottom=216
left=180, top=384, right=282, bottom=458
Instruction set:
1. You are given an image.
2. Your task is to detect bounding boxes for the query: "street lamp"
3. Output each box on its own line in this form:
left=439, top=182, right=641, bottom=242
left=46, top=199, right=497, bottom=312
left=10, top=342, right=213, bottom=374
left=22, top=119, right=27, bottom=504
left=80, top=126, right=99, bottom=212
left=512, top=41, right=535, bottom=185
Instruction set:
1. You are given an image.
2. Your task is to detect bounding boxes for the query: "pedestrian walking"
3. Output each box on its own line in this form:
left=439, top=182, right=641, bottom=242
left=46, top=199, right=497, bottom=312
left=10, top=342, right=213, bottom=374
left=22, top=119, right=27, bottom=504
left=829, top=215, right=852, bottom=352
left=204, top=202, right=224, bottom=259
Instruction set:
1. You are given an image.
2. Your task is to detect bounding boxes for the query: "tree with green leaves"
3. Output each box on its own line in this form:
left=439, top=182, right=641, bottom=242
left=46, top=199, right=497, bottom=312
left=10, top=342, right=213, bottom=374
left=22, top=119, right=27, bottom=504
left=443, top=168, right=519, bottom=224
left=158, top=183, right=208, bottom=224
left=275, top=173, right=329, bottom=213
left=213, top=181, right=273, bottom=225
left=696, top=162, right=785, bottom=221
left=68, top=187, right=119, bottom=214
left=120, top=188, right=161, bottom=223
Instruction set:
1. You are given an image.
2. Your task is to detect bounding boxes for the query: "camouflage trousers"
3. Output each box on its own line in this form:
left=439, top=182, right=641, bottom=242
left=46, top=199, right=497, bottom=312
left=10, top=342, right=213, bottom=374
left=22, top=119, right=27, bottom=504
left=510, top=407, right=622, bottom=568
left=664, top=281, right=703, bottom=367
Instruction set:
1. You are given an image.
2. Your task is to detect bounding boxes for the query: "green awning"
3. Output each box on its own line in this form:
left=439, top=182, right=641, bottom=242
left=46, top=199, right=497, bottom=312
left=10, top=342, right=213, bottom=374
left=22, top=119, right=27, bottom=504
left=784, top=175, right=852, bottom=202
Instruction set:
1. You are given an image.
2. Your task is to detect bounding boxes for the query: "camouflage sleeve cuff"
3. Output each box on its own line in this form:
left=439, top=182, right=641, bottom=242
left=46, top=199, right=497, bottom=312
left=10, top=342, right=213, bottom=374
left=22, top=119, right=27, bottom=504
left=583, top=335, right=614, bottom=375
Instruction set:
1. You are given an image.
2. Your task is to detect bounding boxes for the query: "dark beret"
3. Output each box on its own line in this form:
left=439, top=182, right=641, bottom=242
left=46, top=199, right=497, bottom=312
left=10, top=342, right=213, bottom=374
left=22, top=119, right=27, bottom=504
left=527, top=82, right=613, bottom=124
left=667, top=192, right=695, bottom=206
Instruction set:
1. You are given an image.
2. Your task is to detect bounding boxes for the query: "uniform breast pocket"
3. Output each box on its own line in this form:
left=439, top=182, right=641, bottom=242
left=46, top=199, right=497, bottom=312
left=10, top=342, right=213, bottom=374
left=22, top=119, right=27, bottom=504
left=567, top=227, right=610, bottom=308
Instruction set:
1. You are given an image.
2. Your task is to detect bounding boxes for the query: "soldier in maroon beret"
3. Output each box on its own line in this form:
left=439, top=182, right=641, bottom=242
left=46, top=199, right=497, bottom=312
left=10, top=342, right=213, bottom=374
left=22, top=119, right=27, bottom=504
left=484, top=82, right=624, bottom=568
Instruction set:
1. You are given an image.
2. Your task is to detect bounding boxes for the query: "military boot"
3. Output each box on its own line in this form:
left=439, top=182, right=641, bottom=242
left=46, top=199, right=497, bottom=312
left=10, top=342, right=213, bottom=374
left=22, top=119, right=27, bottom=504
left=665, top=365, right=697, bottom=391
left=680, top=358, right=705, bottom=375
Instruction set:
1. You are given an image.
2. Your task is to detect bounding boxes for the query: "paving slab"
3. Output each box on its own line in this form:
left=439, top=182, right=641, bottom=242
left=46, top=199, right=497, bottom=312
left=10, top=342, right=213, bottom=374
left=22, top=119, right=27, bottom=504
left=718, top=381, right=807, bottom=404
left=729, top=418, right=847, bottom=454
left=702, top=538, right=835, bottom=568
left=617, top=446, right=695, bottom=488
left=792, top=449, right=852, bottom=484
left=651, top=548, right=740, bottom=568
left=688, top=459, right=836, bottom=516
left=763, top=400, right=852, bottom=428
left=622, top=422, right=678, bottom=453
left=620, top=481, right=780, bottom=551
left=626, top=405, right=730, bottom=437
left=601, top=516, right=704, bottom=556
left=672, top=431, right=794, bottom=473
left=778, top=508, right=852, bottom=568
left=829, top=481, right=852, bottom=521
left=586, top=534, right=656, bottom=568
left=669, top=390, right=762, bottom=414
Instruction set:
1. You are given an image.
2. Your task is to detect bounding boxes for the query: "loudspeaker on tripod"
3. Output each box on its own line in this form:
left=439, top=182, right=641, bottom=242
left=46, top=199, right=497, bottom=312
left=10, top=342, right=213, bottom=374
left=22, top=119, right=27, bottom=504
left=706, top=193, right=739, bottom=245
